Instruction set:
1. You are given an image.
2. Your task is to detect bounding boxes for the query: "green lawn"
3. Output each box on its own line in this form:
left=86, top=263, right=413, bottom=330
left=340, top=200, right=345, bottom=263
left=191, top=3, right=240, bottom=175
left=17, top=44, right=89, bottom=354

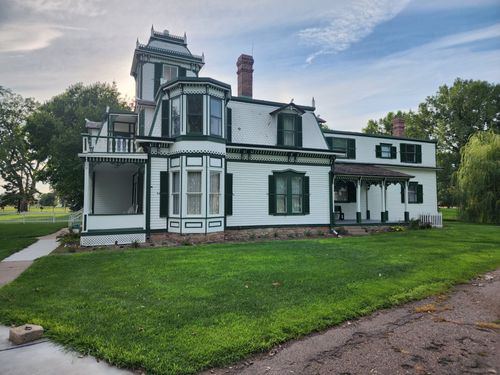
left=439, top=207, right=459, bottom=221
left=0, top=223, right=67, bottom=260
left=0, top=222, right=499, bottom=374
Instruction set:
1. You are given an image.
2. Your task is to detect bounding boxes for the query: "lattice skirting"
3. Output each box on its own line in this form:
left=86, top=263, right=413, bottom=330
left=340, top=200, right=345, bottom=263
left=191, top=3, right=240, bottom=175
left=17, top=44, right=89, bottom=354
left=80, top=233, right=146, bottom=247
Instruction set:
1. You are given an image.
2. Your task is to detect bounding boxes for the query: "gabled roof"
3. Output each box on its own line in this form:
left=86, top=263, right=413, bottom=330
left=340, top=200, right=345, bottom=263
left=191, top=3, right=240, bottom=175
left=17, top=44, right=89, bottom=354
left=269, top=102, right=306, bottom=116
left=334, top=163, right=414, bottom=179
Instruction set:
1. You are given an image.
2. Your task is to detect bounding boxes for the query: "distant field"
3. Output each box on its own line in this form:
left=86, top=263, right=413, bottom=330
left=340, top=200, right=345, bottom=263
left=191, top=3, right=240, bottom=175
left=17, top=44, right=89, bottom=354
left=439, top=207, right=458, bottom=221
left=0, top=206, right=70, bottom=223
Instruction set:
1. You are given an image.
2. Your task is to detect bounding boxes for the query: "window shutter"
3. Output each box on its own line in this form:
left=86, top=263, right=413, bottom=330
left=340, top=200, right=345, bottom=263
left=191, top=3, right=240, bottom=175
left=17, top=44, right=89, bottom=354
left=161, top=100, right=169, bottom=137
left=159, top=171, right=168, bottom=217
left=400, top=143, right=407, bottom=162
left=375, top=145, right=381, bottom=158
left=391, top=146, right=397, bottom=159
left=277, top=114, right=284, bottom=146
left=400, top=184, right=405, bottom=203
left=154, top=63, right=162, bottom=97
left=268, top=175, right=276, bottom=214
left=347, top=139, right=356, bottom=159
left=347, top=181, right=356, bottom=202
left=326, top=137, right=333, bottom=150
left=417, top=184, right=423, bottom=203
left=226, top=107, right=232, bottom=143
left=225, top=173, right=233, bottom=216
left=178, top=67, right=186, bottom=77
left=295, top=115, right=303, bottom=147
left=139, top=109, right=145, bottom=136
left=303, top=176, right=310, bottom=214
left=416, top=145, right=422, bottom=163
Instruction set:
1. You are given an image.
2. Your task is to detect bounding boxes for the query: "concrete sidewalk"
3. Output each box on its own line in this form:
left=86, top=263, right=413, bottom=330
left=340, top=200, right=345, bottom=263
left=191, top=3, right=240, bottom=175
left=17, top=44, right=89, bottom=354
left=0, top=229, right=133, bottom=375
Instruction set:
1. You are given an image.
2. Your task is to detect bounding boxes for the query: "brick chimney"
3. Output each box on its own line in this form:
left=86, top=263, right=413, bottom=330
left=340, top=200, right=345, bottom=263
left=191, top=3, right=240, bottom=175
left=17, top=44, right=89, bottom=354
left=392, top=117, right=405, bottom=137
left=236, top=54, right=254, bottom=98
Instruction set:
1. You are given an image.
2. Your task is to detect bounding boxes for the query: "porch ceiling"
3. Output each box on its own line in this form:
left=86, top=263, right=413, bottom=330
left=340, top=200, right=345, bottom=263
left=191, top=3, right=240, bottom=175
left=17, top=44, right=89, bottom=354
left=334, top=163, right=414, bottom=179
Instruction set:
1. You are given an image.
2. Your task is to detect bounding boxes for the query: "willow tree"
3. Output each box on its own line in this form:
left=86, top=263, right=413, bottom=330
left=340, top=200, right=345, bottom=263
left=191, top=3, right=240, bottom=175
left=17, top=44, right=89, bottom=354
left=456, top=131, right=500, bottom=224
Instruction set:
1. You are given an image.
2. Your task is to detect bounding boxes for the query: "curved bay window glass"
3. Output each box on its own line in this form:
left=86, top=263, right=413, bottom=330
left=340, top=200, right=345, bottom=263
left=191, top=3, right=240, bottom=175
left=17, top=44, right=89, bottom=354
left=171, top=97, right=181, bottom=137
left=210, top=97, right=222, bottom=136
left=187, top=95, right=203, bottom=134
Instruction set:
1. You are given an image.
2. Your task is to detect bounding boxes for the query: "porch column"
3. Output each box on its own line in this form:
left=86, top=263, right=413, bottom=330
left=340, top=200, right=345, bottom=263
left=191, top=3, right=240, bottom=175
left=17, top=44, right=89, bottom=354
left=356, top=178, right=362, bottom=223
left=380, top=179, right=386, bottom=222
left=331, top=175, right=336, bottom=225
left=83, top=160, right=90, bottom=231
left=404, top=180, right=409, bottom=222
left=365, top=184, right=370, bottom=220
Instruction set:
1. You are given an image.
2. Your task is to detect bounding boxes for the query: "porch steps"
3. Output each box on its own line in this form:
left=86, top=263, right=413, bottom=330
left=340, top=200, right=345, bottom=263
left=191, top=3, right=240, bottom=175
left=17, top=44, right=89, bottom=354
left=344, top=226, right=370, bottom=236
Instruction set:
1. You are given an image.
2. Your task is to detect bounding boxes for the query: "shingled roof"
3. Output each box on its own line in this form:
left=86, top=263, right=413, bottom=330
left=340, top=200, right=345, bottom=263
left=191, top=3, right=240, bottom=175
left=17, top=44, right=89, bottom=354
left=334, top=163, right=414, bottom=179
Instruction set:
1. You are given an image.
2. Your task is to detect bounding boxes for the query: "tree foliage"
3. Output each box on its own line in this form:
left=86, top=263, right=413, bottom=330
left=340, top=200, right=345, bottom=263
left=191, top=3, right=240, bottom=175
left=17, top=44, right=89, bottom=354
left=27, top=82, right=131, bottom=210
left=363, top=78, right=500, bottom=206
left=39, top=192, right=57, bottom=207
left=456, top=131, right=499, bottom=224
left=0, top=87, right=40, bottom=211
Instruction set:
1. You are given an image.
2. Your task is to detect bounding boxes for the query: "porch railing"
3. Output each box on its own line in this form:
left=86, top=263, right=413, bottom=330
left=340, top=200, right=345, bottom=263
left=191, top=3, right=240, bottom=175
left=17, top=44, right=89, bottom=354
left=82, top=134, right=137, bottom=154
left=419, top=213, right=443, bottom=228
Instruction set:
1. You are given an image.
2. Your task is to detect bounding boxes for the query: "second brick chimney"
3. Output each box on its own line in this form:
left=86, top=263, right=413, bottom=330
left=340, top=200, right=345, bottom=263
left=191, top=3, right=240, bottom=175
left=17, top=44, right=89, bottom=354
left=237, top=54, right=254, bottom=98
left=392, top=117, right=405, bottom=137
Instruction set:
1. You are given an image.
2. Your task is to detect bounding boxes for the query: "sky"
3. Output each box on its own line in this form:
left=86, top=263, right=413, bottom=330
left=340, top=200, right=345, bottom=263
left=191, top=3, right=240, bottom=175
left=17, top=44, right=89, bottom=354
left=0, top=0, right=499, bottom=132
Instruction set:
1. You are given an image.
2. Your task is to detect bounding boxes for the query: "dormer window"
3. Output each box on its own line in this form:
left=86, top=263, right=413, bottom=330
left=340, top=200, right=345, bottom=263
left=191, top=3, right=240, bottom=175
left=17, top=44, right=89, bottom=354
left=277, top=113, right=302, bottom=147
left=162, top=64, right=178, bottom=83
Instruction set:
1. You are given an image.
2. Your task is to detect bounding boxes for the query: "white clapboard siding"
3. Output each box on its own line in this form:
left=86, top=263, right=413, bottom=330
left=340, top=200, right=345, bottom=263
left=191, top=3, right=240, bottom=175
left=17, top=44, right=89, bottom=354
left=226, top=162, right=330, bottom=227
left=150, top=157, right=169, bottom=230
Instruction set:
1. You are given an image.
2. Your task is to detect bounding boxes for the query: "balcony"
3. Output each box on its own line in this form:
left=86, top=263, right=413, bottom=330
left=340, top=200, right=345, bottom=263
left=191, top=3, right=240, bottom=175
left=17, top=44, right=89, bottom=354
left=82, top=134, right=139, bottom=154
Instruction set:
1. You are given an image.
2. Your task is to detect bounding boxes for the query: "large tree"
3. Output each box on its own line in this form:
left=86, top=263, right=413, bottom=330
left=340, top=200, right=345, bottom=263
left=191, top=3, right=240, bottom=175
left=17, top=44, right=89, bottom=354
left=456, top=131, right=499, bottom=224
left=0, top=87, right=40, bottom=212
left=363, top=78, right=500, bottom=206
left=27, top=82, right=131, bottom=210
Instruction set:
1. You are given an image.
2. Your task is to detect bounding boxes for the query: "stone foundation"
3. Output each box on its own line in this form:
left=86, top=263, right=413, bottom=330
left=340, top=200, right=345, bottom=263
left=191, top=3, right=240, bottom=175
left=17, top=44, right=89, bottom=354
left=149, top=226, right=334, bottom=246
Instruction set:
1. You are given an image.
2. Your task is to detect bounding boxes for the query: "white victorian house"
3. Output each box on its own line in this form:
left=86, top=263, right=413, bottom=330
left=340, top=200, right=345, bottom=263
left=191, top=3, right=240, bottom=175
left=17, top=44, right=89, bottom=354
left=78, top=27, right=439, bottom=246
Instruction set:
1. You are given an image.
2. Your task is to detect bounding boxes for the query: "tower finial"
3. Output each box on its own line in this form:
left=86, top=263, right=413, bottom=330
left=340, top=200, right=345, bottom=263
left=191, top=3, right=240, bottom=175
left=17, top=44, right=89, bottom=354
left=312, top=96, right=315, bottom=108
left=202, top=52, right=205, bottom=62
left=184, top=32, right=187, bottom=43
left=151, top=25, right=154, bottom=36
left=136, top=38, right=139, bottom=47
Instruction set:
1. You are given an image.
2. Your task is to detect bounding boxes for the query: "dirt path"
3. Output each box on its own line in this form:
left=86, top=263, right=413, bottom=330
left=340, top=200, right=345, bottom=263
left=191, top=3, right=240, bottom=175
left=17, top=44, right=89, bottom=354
left=203, top=270, right=500, bottom=375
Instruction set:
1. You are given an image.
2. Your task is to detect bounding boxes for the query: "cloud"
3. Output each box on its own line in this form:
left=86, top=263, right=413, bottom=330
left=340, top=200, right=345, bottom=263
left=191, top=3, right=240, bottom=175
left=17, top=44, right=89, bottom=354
left=13, top=0, right=106, bottom=17
left=298, top=0, right=411, bottom=63
left=0, top=23, right=64, bottom=52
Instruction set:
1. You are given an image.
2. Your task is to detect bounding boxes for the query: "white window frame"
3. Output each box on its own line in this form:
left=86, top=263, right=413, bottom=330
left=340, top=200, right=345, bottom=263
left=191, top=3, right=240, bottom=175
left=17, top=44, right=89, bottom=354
left=171, top=171, right=180, bottom=215
left=210, top=97, right=223, bottom=137
left=162, top=64, right=178, bottom=83
left=209, top=171, right=221, bottom=215
left=186, top=171, right=203, bottom=215
left=170, top=97, right=181, bottom=137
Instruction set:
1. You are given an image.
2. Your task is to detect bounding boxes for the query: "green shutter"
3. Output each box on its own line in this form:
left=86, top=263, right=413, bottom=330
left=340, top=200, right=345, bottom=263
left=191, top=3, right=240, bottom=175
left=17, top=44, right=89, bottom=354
left=154, top=63, right=162, bottom=97
left=225, top=173, right=233, bottom=216
left=159, top=171, right=168, bottom=217
left=375, top=145, right=381, bottom=158
left=277, top=114, right=284, bottom=146
left=303, top=176, right=310, bottom=214
left=268, top=175, right=276, bottom=214
left=401, top=184, right=405, bottom=203
left=347, top=139, right=356, bottom=159
left=416, top=144, right=422, bottom=163
left=417, top=184, right=423, bottom=203
left=161, top=100, right=169, bottom=137
left=226, top=107, right=232, bottom=143
left=347, top=181, right=356, bottom=202
left=326, top=137, right=333, bottom=150
left=400, top=143, right=407, bottom=162
left=178, top=67, right=186, bottom=77
left=295, top=115, right=303, bottom=147
left=391, top=146, right=397, bottom=159
left=139, top=109, right=145, bottom=136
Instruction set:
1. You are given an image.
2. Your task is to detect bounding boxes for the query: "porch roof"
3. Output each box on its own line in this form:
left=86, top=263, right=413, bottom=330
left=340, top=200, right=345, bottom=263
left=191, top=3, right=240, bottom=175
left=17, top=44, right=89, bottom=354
left=334, top=163, right=414, bottom=179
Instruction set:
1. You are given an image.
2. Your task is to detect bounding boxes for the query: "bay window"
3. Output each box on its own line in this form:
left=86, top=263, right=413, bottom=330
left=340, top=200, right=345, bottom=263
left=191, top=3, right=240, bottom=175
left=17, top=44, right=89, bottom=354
left=187, top=171, right=202, bottom=214
left=187, top=95, right=203, bottom=134
left=210, top=97, right=222, bottom=136
left=209, top=172, right=221, bottom=214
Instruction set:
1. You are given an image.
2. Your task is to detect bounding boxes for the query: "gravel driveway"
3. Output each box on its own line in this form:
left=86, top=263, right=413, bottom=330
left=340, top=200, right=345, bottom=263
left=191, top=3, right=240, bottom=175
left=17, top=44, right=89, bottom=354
left=203, top=269, right=500, bottom=375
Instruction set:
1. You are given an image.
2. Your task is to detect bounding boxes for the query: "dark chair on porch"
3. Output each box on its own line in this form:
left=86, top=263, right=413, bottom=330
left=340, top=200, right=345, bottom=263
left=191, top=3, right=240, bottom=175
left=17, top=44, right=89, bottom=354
left=335, top=205, right=344, bottom=221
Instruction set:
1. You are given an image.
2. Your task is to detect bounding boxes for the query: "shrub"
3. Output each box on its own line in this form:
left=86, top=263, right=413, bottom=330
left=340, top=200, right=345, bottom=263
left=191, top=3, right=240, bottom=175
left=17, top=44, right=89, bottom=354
left=249, top=233, right=256, bottom=241
left=58, top=231, right=80, bottom=246
left=316, top=230, right=325, bottom=236
left=389, top=226, right=406, bottom=232
left=131, top=240, right=140, bottom=248
left=304, top=230, right=312, bottom=237
left=419, top=222, right=433, bottom=230
left=408, top=219, right=420, bottom=230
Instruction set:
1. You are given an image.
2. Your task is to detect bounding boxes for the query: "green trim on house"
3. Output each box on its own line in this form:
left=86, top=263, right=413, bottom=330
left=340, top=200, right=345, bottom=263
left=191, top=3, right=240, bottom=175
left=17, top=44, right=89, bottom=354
left=323, top=129, right=437, bottom=144
left=226, top=159, right=330, bottom=167
left=230, top=96, right=315, bottom=111
left=175, top=135, right=226, bottom=143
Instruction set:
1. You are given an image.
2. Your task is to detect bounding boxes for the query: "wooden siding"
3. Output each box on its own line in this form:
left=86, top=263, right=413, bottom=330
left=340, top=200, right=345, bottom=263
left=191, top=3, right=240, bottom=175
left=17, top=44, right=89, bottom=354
left=150, top=157, right=169, bottom=230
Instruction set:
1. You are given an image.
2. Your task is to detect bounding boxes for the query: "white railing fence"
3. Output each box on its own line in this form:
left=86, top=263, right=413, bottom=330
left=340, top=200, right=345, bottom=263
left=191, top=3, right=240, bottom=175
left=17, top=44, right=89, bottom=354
left=419, top=213, right=443, bottom=228
left=68, top=209, right=83, bottom=230
left=0, top=211, right=70, bottom=224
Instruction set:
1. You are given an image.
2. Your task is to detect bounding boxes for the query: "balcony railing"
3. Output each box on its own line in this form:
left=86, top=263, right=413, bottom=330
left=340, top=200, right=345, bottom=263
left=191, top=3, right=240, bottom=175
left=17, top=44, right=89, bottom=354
left=82, top=134, right=137, bottom=154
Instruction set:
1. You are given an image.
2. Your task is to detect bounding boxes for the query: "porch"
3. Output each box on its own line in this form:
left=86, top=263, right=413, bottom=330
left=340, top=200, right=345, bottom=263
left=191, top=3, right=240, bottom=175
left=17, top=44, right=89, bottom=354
left=333, top=163, right=414, bottom=225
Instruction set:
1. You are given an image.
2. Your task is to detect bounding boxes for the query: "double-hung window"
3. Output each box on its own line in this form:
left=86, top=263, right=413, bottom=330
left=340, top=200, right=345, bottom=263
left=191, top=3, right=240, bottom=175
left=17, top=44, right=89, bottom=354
left=277, top=113, right=302, bottom=147
left=210, top=97, right=222, bottom=136
left=170, top=97, right=181, bottom=137
left=163, top=64, right=178, bottom=82
left=187, top=95, right=203, bottom=134
left=327, top=137, right=356, bottom=159
left=400, top=143, right=422, bottom=163
left=187, top=171, right=202, bottom=214
left=269, top=171, right=309, bottom=215
left=171, top=171, right=180, bottom=215
left=209, top=172, right=221, bottom=214
left=376, top=143, right=396, bottom=159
